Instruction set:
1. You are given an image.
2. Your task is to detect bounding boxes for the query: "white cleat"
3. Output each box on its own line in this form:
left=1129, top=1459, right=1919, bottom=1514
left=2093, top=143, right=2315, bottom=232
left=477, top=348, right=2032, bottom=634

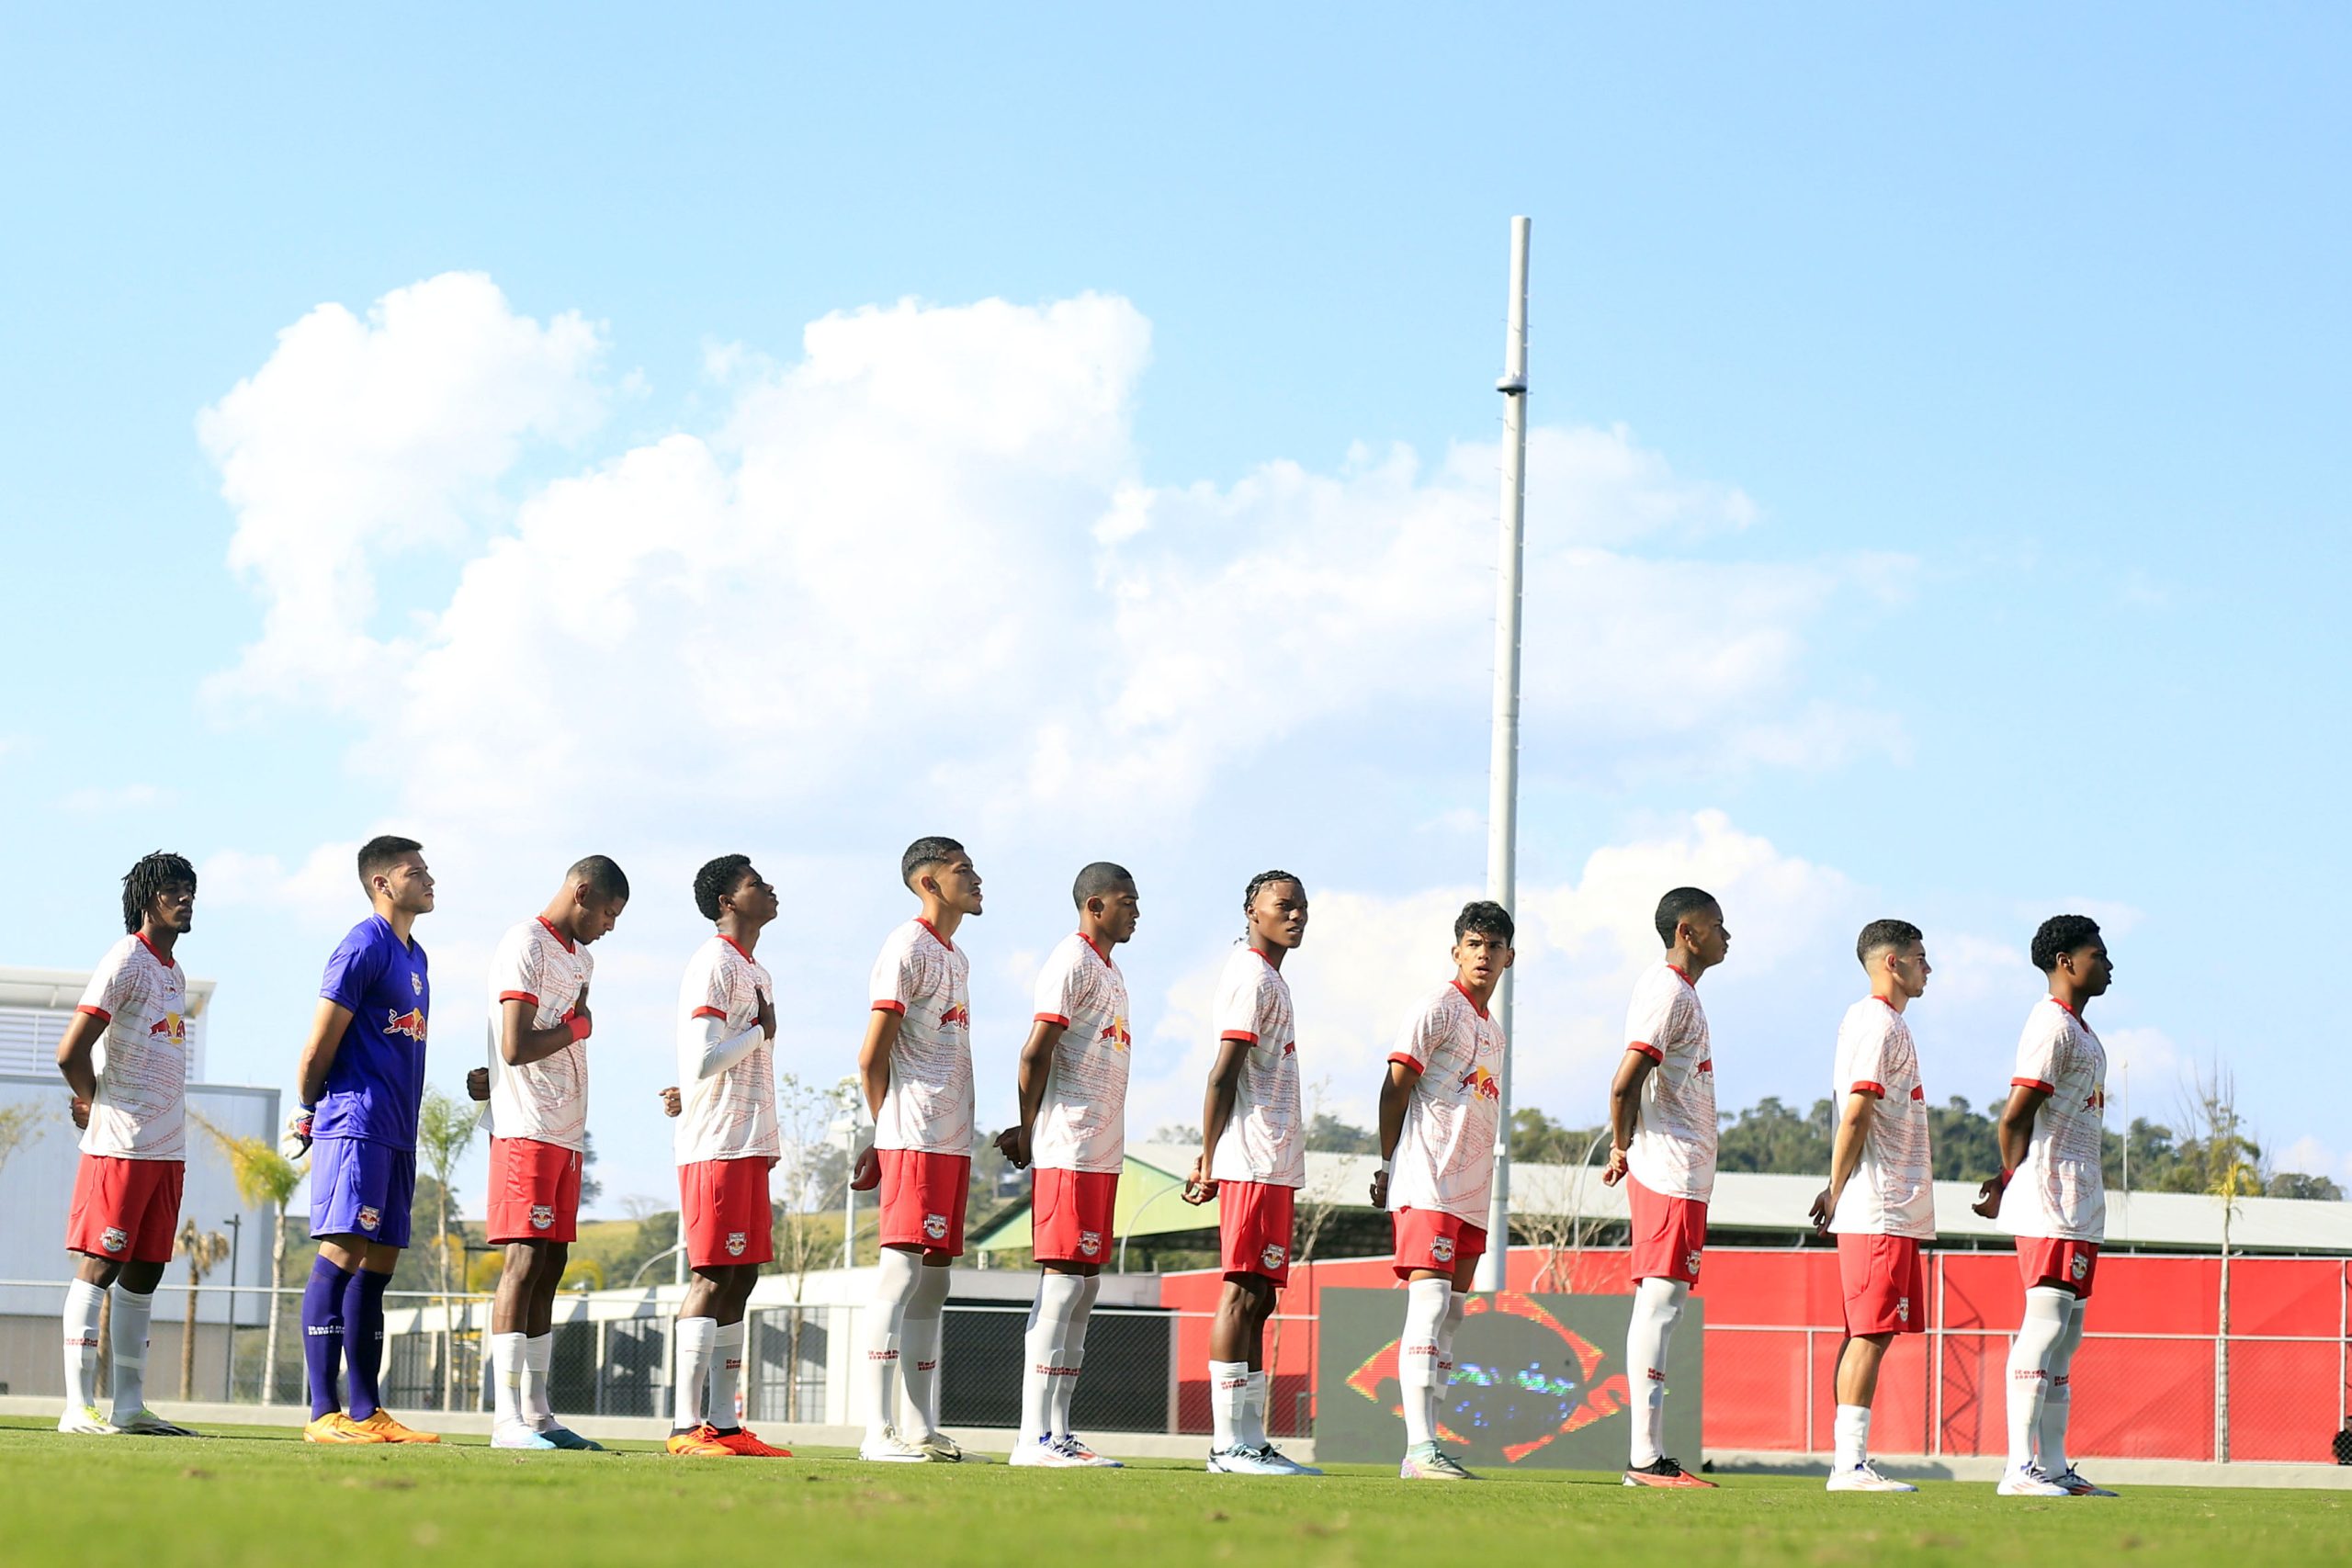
left=2049, top=1467, right=2119, bottom=1496
left=1010, top=1434, right=1089, bottom=1468
left=57, top=1405, right=120, bottom=1435
left=1997, top=1465, right=2071, bottom=1496
left=1400, top=1441, right=1478, bottom=1480
left=916, top=1431, right=966, bottom=1462
left=1207, top=1443, right=1311, bottom=1476
left=492, top=1422, right=560, bottom=1450
left=1055, top=1434, right=1124, bottom=1468
left=1826, top=1461, right=1917, bottom=1493
left=1251, top=1443, right=1322, bottom=1476
left=858, top=1427, right=933, bottom=1462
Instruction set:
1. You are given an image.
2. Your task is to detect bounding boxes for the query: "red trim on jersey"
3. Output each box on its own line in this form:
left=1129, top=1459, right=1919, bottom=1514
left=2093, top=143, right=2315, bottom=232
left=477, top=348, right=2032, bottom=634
left=134, top=932, right=178, bottom=970
left=1249, top=945, right=1279, bottom=968
left=717, top=934, right=756, bottom=963
left=76, top=1004, right=112, bottom=1022
left=1388, top=1052, right=1427, bottom=1073
left=1449, top=979, right=1489, bottom=1018
left=1849, top=1080, right=1886, bottom=1097
left=1077, top=932, right=1109, bottom=964
left=2049, top=997, right=2080, bottom=1018
left=500, top=990, right=540, bottom=1007
left=690, top=1005, right=728, bottom=1021
left=872, top=999, right=908, bottom=1015
left=536, top=915, right=576, bottom=953
left=1034, top=1011, right=1071, bottom=1027
left=1871, top=994, right=1899, bottom=1010
left=1219, top=1029, right=1260, bottom=1043
left=1910, top=1084, right=1926, bottom=1100
left=1698, top=1059, right=1713, bottom=1073
left=1628, top=1042, right=1665, bottom=1063
left=914, top=918, right=956, bottom=953
left=1667, top=964, right=1695, bottom=987
left=2012, top=1077, right=2056, bottom=1094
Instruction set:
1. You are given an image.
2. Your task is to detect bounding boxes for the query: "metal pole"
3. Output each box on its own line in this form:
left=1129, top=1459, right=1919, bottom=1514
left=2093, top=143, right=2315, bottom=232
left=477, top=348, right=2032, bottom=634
left=1476, top=214, right=1532, bottom=1295
left=222, top=1213, right=242, bottom=1398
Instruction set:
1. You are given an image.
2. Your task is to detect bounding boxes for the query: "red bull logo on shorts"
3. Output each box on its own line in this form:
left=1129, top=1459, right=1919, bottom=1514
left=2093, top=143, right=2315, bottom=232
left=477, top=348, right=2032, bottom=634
left=1430, top=1235, right=1456, bottom=1264
left=726, top=1231, right=748, bottom=1257
left=1260, top=1242, right=1287, bottom=1271
left=358, top=1206, right=381, bottom=1232
left=100, top=1226, right=129, bottom=1254
left=2070, top=1253, right=2089, bottom=1280
left=531, top=1205, right=554, bottom=1231
left=1079, top=1230, right=1102, bottom=1257
left=1684, top=1249, right=1703, bottom=1277
left=924, top=1213, right=949, bottom=1241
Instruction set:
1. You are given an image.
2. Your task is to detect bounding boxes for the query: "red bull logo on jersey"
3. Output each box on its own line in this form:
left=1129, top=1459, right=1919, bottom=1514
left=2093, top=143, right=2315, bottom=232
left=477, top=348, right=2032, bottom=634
left=1459, top=1065, right=1501, bottom=1103
left=530, top=1205, right=554, bottom=1231
left=357, top=1206, right=381, bottom=1232
left=100, top=1226, right=129, bottom=1254
left=725, top=1231, right=748, bottom=1257
left=1079, top=1230, right=1102, bottom=1258
left=148, top=1012, right=187, bottom=1044
left=384, top=1008, right=428, bottom=1043
left=941, top=1005, right=970, bottom=1031
left=1098, top=1017, right=1132, bottom=1051
left=924, top=1213, right=950, bottom=1241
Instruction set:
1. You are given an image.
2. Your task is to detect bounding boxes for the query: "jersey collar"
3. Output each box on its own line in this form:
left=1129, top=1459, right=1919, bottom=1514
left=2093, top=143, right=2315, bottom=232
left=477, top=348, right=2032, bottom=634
left=134, top=931, right=177, bottom=970
left=1077, top=931, right=1110, bottom=965
left=718, top=933, right=756, bottom=964
left=915, top=917, right=956, bottom=953
left=1449, top=978, right=1491, bottom=1019
left=1666, top=963, right=1695, bottom=987
left=537, top=915, right=577, bottom=954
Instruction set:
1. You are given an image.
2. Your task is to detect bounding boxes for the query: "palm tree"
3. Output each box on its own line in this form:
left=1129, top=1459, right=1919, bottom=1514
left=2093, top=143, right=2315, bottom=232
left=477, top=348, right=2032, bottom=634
left=176, top=1219, right=232, bottom=1400
left=190, top=1111, right=304, bottom=1404
left=414, top=1087, right=482, bottom=1410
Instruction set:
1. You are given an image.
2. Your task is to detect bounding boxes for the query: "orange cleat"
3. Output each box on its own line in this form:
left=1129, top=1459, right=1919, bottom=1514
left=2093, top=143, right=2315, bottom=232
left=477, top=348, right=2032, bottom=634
left=302, top=1412, right=387, bottom=1444
left=667, top=1423, right=737, bottom=1456
left=1623, top=1457, right=1718, bottom=1488
left=711, top=1426, right=792, bottom=1458
left=346, top=1409, right=441, bottom=1443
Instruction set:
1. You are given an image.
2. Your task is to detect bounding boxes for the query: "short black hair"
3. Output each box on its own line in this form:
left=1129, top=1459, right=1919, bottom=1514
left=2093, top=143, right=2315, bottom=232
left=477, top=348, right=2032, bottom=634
left=1072, top=862, right=1135, bottom=908
left=1244, top=868, right=1303, bottom=914
left=901, top=836, right=966, bottom=890
left=568, top=854, right=630, bottom=903
left=1454, top=900, right=1514, bottom=945
left=1856, top=919, right=1923, bottom=967
left=1654, top=886, right=1718, bottom=946
left=694, top=854, right=754, bottom=922
left=2031, top=914, right=2103, bottom=974
left=356, top=835, right=423, bottom=890
left=121, top=851, right=196, bottom=934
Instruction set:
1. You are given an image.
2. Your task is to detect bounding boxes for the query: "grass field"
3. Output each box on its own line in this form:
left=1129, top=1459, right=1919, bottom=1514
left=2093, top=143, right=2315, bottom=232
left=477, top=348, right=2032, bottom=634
left=6, top=1418, right=2347, bottom=1568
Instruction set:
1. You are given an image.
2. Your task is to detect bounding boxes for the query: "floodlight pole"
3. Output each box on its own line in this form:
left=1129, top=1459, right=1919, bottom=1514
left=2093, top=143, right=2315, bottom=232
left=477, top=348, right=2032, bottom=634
left=1476, top=215, right=1531, bottom=1295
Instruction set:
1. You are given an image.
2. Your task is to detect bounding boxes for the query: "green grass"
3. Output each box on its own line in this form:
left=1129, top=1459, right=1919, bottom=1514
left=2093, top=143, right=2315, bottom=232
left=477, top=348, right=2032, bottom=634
left=5, top=1417, right=2348, bottom=1568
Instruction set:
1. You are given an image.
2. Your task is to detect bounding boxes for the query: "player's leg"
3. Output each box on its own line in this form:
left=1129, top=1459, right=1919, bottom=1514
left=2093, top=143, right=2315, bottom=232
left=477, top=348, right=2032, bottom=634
left=1826, top=1233, right=1917, bottom=1490
left=1048, top=1269, right=1103, bottom=1451
left=1397, top=1271, right=1450, bottom=1456
left=300, top=1137, right=395, bottom=1441
left=897, top=1153, right=966, bottom=1458
left=1017, top=1263, right=1085, bottom=1459
left=860, top=1147, right=937, bottom=1460
left=1622, top=1179, right=1713, bottom=1486
left=333, top=1142, right=429, bottom=1439
left=2001, top=1271, right=2075, bottom=1494
left=1237, top=1182, right=1293, bottom=1457
left=61, top=1152, right=129, bottom=1432
left=673, top=1264, right=726, bottom=1442
left=100, top=1158, right=189, bottom=1434
left=2037, top=1255, right=2110, bottom=1495
left=490, top=1240, right=556, bottom=1448
left=523, top=1142, right=599, bottom=1447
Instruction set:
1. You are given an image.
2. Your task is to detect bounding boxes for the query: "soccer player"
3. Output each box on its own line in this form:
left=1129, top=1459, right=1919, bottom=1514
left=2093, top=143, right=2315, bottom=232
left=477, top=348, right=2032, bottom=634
left=482, top=855, right=629, bottom=1451
left=1601, top=885, right=1725, bottom=1488
left=288, top=835, right=441, bottom=1444
left=1807, top=919, right=1935, bottom=1492
left=1182, top=869, right=1317, bottom=1477
left=51, top=852, right=203, bottom=1436
left=998, top=862, right=1141, bottom=1468
left=1372, top=900, right=1513, bottom=1482
left=1972, top=914, right=2117, bottom=1498
left=854, top=836, right=981, bottom=1463
left=666, top=854, right=791, bottom=1458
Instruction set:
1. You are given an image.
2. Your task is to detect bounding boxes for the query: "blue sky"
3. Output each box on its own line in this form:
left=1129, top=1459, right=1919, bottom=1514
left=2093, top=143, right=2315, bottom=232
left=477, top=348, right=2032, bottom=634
left=2, top=6, right=2345, bottom=1217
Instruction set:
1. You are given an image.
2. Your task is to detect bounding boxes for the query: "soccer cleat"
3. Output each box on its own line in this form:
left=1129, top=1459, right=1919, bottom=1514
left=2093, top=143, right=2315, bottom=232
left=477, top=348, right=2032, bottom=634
left=115, top=1409, right=203, bottom=1437
left=1011, top=1433, right=1089, bottom=1467
left=303, top=1412, right=387, bottom=1444
left=1253, top=1444, right=1322, bottom=1476
left=1826, top=1461, right=1917, bottom=1493
left=916, top=1431, right=965, bottom=1462
left=57, top=1405, right=120, bottom=1436
left=1623, top=1456, right=1718, bottom=1488
left=858, top=1427, right=932, bottom=1462
left=1997, top=1465, right=2071, bottom=1496
left=1054, top=1434, right=1123, bottom=1468
left=1400, top=1441, right=1478, bottom=1480
left=537, top=1425, right=605, bottom=1450
left=1206, top=1443, right=1308, bottom=1475
left=666, top=1423, right=736, bottom=1456
left=492, top=1422, right=560, bottom=1450
left=347, top=1409, right=440, bottom=1443
left=710, top=1427, right=792, bottom=1457
left=2049, top=1468, right=2119, bottom=1497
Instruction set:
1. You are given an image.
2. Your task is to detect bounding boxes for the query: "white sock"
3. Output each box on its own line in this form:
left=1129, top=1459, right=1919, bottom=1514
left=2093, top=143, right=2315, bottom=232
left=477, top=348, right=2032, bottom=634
left=711, top=1320, right=747, bottom=1428
left=1241, top=1368, right=1270, bottom=1450
left=1050, top=1273, right=1099, bottom=1438
left=1210, top=1359, right=1250, bottom=1451
left=522, top=1333, right=555, bottom=1429
left=2039, top=1295, right=2086, bottom=1475
left=1834, top=1404, right=1871, bottom=1470
left=1399, top=1277, right=1450, bottom=1450
left=109, top=1286, right=153, bottom=1420
left=864, top=1248, right=923, bottom=1439
left=673, top=1315, right=718, bottom=1429
left=1434, top=1294, right=1467, bottom=1442
left=63, top=1280, right=106, bottom=1413
left=902, top=1264, right=950, bottom=1438
left=2007, top=1286, right=2073, bottom=1472
left=1626, top=1276, right=1688, bottom=1467
left=491, top=1331, right=527, bottom=1427
left=1023, top=1272, right=1084, bottom=1441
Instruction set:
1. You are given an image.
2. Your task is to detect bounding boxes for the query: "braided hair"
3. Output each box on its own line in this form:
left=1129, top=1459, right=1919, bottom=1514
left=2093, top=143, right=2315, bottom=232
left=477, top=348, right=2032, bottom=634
left=1240, top=868, right=1303, bottom=937
left=121, top=851, right=196, bottom=934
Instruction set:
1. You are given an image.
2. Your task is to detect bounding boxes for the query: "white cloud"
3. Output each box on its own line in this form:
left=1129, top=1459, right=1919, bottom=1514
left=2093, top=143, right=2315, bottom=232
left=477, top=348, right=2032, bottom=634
left=59, top=784, right=172, bottom=813
left=198, top=841, right=366, bottom=922
left=2274, top=1135, right=2352, bottom=1185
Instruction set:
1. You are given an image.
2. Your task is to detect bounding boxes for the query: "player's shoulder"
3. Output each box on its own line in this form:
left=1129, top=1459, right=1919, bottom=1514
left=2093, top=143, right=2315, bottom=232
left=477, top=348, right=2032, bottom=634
left=91, top=931, right=142, bottom=973
left=877, top=917, right=925, bottom=962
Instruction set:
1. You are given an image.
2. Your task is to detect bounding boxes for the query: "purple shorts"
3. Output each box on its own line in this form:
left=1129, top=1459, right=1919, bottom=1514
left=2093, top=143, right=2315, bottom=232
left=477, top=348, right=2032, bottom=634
left=309, top=1135, right=416, bottom=1248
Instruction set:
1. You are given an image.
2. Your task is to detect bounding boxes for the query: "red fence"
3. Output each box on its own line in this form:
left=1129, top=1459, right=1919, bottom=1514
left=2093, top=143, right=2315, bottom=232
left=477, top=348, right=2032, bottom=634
left=1159, top=1248, right=2352, bottom=1462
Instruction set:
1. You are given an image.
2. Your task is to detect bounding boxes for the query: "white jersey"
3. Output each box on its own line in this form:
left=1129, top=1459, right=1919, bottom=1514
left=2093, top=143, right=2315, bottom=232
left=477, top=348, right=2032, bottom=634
left=483, top=916, right=594, bottom=1151
left=2004, top=998, right=2108, bottom=1243
left=1623, top=962, right=1718, bottom=1202
left=75, top=934, right=189, bottom=1160
left=1208, top=946, right=1305, bottom=1190
left=1386, top=981, right=1506, bottom=1224
left=1028, top=932, right=1132, bottom=1174
left=1827, top=997, right=1935, bottom=1239
left=673, top=934, right=779, bottom=1164
left=869, top=919, right=976, bottom=1156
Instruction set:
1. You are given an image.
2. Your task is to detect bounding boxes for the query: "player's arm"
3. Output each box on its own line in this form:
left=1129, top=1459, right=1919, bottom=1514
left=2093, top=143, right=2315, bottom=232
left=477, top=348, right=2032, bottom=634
left=1187, top=1037, right=1250, bottom=1204
left=1602, top=1048, right=1657, bottom=1187
left=498, top=997, right=588, bottom=1066
left=686, top=1010, right=766, bottom=1081
left=1371, top=1058, right=1419, bottom=1208
left=54, top=1009, right=106, bottom=1104
left=1971, top=1083, right=2051, bottom=1218
left=857, top=1006, right=901, bottom=1122
left=1813, top=1089, right=1878, bottom=1234
left=1000, top=1018, right=1067, bottom=1168
left=291, top=999, right=356, bottom=1152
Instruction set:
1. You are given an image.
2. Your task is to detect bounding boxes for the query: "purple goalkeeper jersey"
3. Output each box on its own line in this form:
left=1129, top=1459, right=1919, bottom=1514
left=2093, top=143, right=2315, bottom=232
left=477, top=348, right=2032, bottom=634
left=313, top=914, right=431, bottom=1150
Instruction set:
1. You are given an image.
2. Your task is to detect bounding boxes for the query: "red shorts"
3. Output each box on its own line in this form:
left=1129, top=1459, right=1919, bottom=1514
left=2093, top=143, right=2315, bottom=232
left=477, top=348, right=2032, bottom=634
left=1218, top=1179, right=1296, bottom=1285
left=1627, top=1174, right=1708, bottom=1284
left=66, top=1155, right=184, bottom=1265
left=680, top=1157, right=775, bottom=1269
left=1032, top=1167, right=1119, bottom=1266
left=1392, top=1206, right=1487, bottom=1280
left=487, top=1137, right=583, bottom=1245
left=1837, top=1232, right=1927, bottom=1336
left=2016, top=1235, right=2099, bottom=1298
left=879, top=1148, right=970, bottom=1256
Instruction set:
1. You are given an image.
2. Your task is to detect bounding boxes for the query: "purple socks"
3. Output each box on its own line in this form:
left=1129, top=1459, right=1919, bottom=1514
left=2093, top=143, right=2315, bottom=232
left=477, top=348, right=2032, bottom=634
left=302, top=1256, right=352, bottom=1419
left=344, top=1268, right=391, bottom=1420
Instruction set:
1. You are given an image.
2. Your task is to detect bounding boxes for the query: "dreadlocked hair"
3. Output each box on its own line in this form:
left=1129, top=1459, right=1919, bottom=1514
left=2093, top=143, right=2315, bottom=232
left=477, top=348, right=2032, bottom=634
left=1240, top=868, right=1303, bottom=935
left=121, top=851, right=196, bottom=934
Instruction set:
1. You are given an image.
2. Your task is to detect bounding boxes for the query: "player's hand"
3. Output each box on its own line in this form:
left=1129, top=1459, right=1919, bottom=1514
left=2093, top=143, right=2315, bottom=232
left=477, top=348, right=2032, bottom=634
left=755, top=988, right=777, bottom=1041
left=1182, top=1155, right=1216, bottom=1205
left=1600, top=1145, right=1629, bottom=1188
left=994, top=1125, right=1031, bottom=1168
left=1808, top=1186, right=1833, bottom=1235
left=286, top=1106, right=315, bottom=1156
left=565, top=1003, right=593, bottom=1042
left=658, top=1086, right=683, bottom=1118
left=850, top=1145, right=881, bottom=1191
left=466, top=1066, right=490, bottom=1102
left=1971, top=1177, right=2004, bottom=1220
left=1369, top=1168, right=1390, bottom=1210
left=69, top=1094, right=90, bottom=1131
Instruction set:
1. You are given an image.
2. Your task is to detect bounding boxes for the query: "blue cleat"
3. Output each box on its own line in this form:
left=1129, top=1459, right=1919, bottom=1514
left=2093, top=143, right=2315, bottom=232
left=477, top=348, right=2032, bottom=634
left=539, top=1425, right=605, bottom=1451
